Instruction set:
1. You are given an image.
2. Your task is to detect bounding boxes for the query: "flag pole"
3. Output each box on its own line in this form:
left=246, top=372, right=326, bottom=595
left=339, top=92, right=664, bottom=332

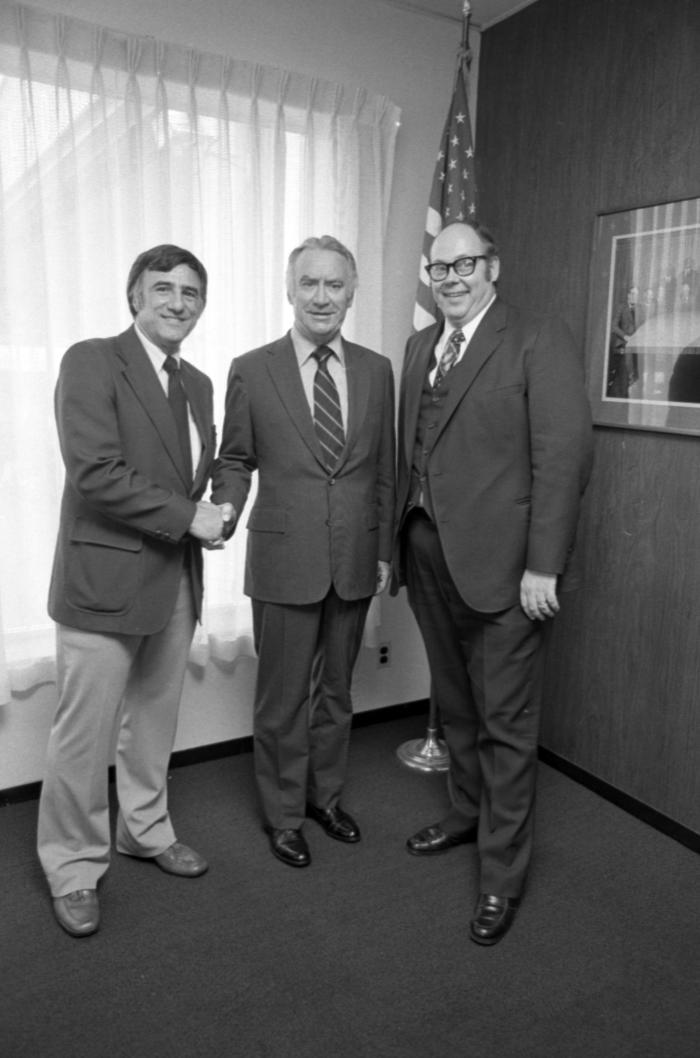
left=396, top=1, right=476, bottom=774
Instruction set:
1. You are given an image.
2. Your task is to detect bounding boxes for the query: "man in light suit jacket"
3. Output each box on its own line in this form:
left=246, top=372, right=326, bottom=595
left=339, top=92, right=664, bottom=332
left=395, top=222, right=593, bottom=945
left=38, top=245, right=231, bottom=938
left=212, top=235, right=395, bottom=868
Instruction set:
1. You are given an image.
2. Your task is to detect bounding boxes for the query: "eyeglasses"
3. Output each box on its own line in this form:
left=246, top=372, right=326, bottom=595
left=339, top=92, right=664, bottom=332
left=424, top=255, right=488, bottom=281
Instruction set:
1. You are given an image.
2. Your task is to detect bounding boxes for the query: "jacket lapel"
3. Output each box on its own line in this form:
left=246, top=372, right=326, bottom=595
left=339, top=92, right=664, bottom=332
left=181, top=361, right=212, bottom=495
left=402, top=323, right=440, bottom=468
left=266, top=334, right=325, bottom=467
left=434, top=299, right=506, bottom=441
left=337, top=341, right=369, bottom=469
left=116, top=326, right=191, bottom=490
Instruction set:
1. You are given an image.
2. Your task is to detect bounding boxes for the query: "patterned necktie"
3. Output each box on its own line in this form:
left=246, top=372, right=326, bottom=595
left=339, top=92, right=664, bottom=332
left=433, top=329, right=465, bottom=388
left=312, top=345, right=345, bottom=468
left=163, top=354, right=193, bottom=482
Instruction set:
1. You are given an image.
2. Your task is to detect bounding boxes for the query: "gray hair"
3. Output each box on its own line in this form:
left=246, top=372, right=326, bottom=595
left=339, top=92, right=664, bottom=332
left=286, top=235, right=358, bottom=294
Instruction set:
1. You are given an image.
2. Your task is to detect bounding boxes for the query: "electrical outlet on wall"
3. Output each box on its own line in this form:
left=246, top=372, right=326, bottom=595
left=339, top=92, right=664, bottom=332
left=377, top=642, right=391, bottom=668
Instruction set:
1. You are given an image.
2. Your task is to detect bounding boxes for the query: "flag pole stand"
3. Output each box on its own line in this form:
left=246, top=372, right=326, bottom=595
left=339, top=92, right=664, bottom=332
left=396, top=692, right=449, bottom=772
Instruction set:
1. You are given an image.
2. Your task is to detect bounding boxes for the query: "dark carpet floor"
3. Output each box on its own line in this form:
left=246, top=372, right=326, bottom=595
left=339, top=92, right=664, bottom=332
left=1, top=714, right=699, bottom=1058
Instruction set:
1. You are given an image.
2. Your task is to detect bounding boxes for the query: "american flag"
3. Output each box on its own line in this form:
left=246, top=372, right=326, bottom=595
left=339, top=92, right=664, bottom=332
left=413, top=53, right=479, bottom=331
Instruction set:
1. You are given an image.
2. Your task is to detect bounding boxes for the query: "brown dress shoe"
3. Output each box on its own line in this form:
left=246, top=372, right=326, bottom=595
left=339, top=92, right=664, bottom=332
left=153, top=841, right=208, bottom=877
left=469, top=893, right=520, bottom=945
left=306, top=803, right=361, bottom=843
left=52, top=889, right=100, bottom=938
left=265, top=827, right=311, bottom=867
left=406, top=823, right=477, bottom=856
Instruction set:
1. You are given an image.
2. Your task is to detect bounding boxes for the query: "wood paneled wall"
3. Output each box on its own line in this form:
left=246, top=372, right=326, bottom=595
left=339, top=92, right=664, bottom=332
left=476, top=0, right=700, bottom=832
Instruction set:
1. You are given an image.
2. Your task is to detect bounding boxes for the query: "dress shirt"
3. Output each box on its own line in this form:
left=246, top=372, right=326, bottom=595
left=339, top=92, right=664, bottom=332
left=428, top=295, right=496, bottom=386
left=290, top=326, right=349, bottom=426
left=135, top=323, right=202, bottom=475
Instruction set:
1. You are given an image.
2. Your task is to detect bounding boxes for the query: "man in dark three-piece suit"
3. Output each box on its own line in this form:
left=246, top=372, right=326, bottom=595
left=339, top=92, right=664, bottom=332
left=38, top=245, right=232, bottom=937
left=212, top=235, right=395, bottom=868
left=395, top=221, right=593, bottom=945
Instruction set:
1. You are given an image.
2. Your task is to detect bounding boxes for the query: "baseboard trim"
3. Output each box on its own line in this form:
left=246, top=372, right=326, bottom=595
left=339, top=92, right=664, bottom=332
left=2, top=701, right=699, bottom=854
left=0, top=700, right=430, bottom=808
left=538, top=746, right=700, bottom=854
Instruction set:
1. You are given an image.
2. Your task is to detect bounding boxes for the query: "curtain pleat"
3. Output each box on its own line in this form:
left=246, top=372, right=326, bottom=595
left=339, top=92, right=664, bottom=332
left=0, top=3, right=400, bottom=703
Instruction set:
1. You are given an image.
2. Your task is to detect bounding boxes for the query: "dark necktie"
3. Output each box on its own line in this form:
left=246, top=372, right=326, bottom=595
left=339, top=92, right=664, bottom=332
left=433, top=329, right=464, bottom=388
left=163, top=354, right=193, bottom=483
left=312, top=345, right=345, bottom=468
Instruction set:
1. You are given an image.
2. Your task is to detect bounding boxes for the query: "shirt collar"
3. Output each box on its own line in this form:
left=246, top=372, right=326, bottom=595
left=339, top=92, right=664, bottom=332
left=135, top=322, right=181, bottom=372
left=290, top=326, right=345, bottom=368
left=439, top=294, right=496, bottom=349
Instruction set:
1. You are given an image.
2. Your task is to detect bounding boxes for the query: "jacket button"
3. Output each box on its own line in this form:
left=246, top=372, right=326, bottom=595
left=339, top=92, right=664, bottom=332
left=328, top=478, right=335, bottom=485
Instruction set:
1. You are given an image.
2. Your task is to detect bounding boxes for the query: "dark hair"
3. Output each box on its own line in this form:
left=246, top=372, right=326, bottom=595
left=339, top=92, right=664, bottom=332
left=286, top=235, right=358, bottom=293
left=126, top=244, right=208, bottom=316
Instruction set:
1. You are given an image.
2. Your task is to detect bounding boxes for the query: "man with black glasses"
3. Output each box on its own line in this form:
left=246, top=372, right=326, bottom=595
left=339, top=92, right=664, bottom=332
left=394, top=221, right=593, bottom=945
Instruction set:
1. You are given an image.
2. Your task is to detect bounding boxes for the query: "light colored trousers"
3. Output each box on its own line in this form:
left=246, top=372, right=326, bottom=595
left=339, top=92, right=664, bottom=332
left=37, top=574, right=196, bottom=897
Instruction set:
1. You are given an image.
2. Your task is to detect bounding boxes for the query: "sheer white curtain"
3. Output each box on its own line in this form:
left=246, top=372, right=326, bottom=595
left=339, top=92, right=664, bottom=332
left=0, top=3, right=400, bottom=704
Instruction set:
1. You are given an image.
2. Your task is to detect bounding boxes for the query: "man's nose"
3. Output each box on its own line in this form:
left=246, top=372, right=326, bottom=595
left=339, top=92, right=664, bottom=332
left=168, top=289, right=185, bottom=311
left=313, top=283, right=331, bottom=302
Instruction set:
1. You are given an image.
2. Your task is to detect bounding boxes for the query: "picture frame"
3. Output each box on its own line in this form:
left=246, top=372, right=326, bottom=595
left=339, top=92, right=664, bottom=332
left=586, top=195, right=700, bottom=435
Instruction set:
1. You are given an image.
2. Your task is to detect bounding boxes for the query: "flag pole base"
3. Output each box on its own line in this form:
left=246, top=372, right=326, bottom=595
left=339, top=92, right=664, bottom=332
left=396, top=726, right=449, bottom=772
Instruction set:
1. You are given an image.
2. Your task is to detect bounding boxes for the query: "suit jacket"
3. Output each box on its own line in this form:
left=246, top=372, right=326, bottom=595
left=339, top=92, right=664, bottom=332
left=212, top=332, right=395, bottom=604
left=394, top=299, right=593, bottom=613
left=48, top=325, right=216, bottom=634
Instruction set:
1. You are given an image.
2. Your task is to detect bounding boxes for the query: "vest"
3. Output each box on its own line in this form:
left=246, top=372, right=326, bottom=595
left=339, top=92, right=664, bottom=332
left=409, top=364, right=456, bottom=520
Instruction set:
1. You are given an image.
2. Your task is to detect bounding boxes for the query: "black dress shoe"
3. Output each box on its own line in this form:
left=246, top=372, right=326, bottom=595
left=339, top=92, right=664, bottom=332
left=406, top=822, right=477, bottom=856
left=52, top=889, right=100, bottom=938
left=306, top=803, right=361, bottom=843
left=265, top=827, right=311, bottom=867
left=469, top=893, right=520, bottom=945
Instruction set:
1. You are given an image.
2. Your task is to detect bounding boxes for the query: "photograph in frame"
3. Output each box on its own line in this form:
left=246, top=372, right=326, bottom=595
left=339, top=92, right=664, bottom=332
left=586, top=195, right=700, bottom=435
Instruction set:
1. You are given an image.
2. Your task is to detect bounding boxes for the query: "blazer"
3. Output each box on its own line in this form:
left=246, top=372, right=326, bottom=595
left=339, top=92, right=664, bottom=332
left=48, top=325, right=216, bottom=634
left=394, top=298, right=593, bottom=613
left=212, top=332, right=395, bottom=604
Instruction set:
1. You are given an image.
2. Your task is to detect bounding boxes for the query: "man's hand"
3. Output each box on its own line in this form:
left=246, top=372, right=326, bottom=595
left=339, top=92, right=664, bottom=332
left=520, top=569, right=559, bottom=621
left=220, top=502, right=236, bottom=540
left=374, top=561, right=391, bottom=596
left=189, top=501, right=225, bottom=544
left=193, top=501, right=236, bottom=549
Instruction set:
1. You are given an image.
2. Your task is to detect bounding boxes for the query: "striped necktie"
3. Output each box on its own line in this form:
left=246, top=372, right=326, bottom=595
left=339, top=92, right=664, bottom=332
left=433, top=329, right=464, bottom=388
left=312, top=345, right=345, bottom=468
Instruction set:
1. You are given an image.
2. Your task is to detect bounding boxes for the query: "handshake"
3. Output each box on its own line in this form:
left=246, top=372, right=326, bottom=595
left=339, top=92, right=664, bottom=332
left=189, top=500, right=236, bottom=550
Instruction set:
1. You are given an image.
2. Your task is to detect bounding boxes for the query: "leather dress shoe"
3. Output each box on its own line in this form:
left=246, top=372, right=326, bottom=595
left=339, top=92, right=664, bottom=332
left=406, top=823, right=477, bottom=856
left=469, top=893, right=520, bottom=945
left=52, top=889, right=99, bottom=938
left=306, top=803, right=361, bottom=843
left=153, top=841, right=208, bottom=877
left=265, top=827, right=311, bottom=868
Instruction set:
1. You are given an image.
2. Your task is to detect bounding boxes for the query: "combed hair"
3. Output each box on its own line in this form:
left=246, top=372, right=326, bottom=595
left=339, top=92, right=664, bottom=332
left=126, top=244, right=208, bottom=315
left=286, top=235, right=358, bottom=292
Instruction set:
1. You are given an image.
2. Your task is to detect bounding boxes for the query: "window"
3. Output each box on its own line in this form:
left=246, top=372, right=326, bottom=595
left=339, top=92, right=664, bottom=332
left=0, top=3, right=400, bottom=701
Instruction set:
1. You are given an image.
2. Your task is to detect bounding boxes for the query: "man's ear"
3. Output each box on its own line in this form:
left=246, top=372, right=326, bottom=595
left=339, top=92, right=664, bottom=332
left=487, top=256, right=500, bottom=283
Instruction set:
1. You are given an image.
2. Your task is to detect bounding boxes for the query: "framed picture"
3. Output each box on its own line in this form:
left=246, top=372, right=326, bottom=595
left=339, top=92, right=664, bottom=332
left=586, top=195, right=700, bottom=434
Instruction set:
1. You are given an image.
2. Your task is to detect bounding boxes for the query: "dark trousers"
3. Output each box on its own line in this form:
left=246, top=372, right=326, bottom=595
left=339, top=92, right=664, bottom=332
left=404, top=510, right=544, bottom=897
left=251, top=588, right=371, bottom=830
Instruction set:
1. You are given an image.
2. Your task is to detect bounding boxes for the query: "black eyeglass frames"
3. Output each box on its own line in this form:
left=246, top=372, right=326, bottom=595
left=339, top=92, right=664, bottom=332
left=424, top=255, right=489, bottom=281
